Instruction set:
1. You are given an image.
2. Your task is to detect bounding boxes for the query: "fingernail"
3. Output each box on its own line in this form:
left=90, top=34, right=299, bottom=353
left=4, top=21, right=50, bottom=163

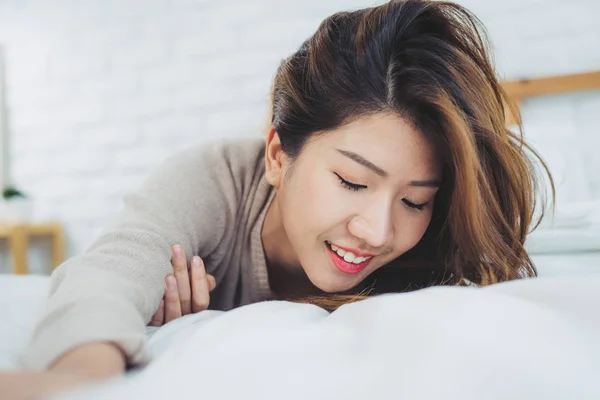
left=166, top=274, right=176, bottom=288
left=192, top=256, right=201, bottom=268
left=173, top=245, right=183, bottom=257
left=193, top=256, right=205, bottom=276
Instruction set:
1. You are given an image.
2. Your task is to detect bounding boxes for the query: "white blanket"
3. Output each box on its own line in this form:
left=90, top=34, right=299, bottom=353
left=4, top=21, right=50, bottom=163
left=59, top=275, right=600, bottom=400
left=2, top=273, right=600, bottom=399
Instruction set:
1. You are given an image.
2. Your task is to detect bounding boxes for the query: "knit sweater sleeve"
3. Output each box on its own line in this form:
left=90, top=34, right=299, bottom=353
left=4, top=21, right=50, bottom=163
left=24, top=140, right=245, bottom=370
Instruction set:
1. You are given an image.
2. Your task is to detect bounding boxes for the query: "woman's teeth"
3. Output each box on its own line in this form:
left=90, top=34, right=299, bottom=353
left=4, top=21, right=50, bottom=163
left=329, top=243, right=372, bottom=264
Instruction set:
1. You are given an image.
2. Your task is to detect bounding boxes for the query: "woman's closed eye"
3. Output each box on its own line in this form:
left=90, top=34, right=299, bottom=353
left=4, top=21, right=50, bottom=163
left=334, top=172, right=366, bottom=191
left=335, top=172, right=429, bottom=211
left=402, top=198, right=427, bottom=211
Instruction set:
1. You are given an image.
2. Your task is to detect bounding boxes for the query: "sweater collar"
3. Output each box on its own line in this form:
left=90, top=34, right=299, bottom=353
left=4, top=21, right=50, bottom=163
left=250, top=183, right=276, bottom=301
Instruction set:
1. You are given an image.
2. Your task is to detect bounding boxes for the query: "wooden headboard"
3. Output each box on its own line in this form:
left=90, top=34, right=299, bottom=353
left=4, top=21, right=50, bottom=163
left=501, top=70, right=600, bottom=125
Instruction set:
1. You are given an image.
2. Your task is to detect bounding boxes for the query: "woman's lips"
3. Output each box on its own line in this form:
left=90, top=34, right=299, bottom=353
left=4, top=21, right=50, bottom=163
left=326, top=243, right=373, bottom=275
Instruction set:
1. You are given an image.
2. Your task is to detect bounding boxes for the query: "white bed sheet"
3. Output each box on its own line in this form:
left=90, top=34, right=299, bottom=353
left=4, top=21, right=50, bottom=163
left=0, top=252, right=599, bottom=399
left=0, top=275, right=49, bottom=370
left=58, top=273, right=600, bottom=400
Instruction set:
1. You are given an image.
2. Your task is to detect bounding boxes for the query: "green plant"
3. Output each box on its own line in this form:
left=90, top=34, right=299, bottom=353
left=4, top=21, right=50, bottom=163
left=2, top=185, right=26, bottom=200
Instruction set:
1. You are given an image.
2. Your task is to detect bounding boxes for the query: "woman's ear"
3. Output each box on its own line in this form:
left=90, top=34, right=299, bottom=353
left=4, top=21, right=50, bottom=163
left=265, top=127, right=285, bottom=188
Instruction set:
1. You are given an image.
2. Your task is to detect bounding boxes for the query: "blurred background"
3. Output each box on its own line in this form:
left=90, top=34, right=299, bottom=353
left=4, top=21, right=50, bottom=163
left=0, top=0, right=598, bottom=275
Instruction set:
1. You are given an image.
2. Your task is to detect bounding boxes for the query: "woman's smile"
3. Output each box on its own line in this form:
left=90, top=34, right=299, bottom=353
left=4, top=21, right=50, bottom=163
left=325, top=241, right=375, bottom=275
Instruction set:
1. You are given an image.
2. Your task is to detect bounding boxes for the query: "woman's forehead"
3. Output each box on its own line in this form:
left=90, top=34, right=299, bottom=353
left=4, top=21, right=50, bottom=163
left=310, top=114, right=442, bottom=177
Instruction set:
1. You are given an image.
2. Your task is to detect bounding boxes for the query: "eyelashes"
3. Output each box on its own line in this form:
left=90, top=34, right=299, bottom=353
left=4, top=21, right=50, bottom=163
left=402, top=199, right=426, bottom=211
left=334, top=172, right=428, bottom=211
left=334, top=172, right=366, bottom=191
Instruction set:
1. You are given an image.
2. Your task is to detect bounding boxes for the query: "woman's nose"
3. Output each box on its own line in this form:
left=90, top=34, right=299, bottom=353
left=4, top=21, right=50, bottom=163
left=347, top=201, right=393, bottom=249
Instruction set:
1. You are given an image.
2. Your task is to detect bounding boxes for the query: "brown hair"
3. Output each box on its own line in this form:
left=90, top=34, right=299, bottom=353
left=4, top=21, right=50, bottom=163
left=269, top=0, right=553, bottom=311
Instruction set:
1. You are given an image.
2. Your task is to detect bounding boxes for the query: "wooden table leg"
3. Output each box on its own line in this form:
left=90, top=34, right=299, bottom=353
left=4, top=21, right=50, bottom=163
left=10, top=226, right=28, bottom=275
left=51, top=225, right=65, bottom=270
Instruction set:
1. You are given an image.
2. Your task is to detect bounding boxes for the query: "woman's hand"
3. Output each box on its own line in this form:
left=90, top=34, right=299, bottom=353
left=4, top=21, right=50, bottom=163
left=149, top=245, right=216, bottom=326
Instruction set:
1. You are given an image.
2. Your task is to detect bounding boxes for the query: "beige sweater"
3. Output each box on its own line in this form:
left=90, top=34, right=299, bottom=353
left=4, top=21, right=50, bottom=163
left=25, top=137, right=275, bottom=370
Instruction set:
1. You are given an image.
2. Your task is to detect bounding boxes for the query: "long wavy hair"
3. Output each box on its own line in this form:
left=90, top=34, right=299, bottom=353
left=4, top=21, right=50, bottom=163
left=269, top=0, right=554, bottom=311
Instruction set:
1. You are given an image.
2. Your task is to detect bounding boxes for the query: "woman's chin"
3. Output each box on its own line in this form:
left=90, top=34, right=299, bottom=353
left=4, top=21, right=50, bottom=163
left=308, top=275, right=358, bottom=294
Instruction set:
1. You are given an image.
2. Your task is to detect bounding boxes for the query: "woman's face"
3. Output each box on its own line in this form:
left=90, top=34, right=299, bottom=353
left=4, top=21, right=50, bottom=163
left=264, top=113, right=442, bottom=293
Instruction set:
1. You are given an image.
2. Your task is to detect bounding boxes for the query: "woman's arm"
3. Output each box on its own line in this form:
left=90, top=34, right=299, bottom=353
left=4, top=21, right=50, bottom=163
left=49, top=342, right=126, bottom=378
left=25, top=140, right=249, bottom=371
left=0, top=247, right=220, bottom=400
left=0, top=344, right=126, bottom=400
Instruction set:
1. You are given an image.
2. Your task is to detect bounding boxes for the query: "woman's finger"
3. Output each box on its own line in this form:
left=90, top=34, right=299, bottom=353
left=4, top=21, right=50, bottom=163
left=190, top=256, right=210, bottom=313
left=148, top=299, right=165, bottom=326
left=164, top=275, right=182, bottom=323
left=171, top=245, right=191, bottom=315
left=207, top=274, right=217, bottom=292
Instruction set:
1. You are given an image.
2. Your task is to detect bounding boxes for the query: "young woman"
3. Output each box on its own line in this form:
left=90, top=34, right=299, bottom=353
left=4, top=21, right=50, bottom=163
left=1, top=0, right=552, bottom=397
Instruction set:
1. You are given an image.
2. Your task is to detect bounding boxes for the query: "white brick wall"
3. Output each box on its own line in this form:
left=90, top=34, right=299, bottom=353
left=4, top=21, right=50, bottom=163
left=0, top=0, right=598, bottom=274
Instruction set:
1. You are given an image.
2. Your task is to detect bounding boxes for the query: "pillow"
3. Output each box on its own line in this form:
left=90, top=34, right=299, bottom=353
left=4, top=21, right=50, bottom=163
left=526, top=225, right=600, bottom=254
left=521, top=98, right=593, bottom=205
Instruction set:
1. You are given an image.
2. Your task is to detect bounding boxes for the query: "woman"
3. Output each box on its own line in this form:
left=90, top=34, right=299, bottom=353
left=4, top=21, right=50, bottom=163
left=1, top=0, right=552, bottom=397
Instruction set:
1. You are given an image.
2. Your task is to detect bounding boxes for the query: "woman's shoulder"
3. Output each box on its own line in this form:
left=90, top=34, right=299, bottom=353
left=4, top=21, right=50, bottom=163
left=180, top=136, right=266, bottom=164
left=146, top=136, right=267, bottom=204
left=156, top=136, right=266, bottom=181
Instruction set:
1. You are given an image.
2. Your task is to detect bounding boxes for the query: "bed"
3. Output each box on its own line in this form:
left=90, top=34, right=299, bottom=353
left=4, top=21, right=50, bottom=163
left=0, top=264, right=599, bottom=400
left=1, top=249, right=597, bottom=367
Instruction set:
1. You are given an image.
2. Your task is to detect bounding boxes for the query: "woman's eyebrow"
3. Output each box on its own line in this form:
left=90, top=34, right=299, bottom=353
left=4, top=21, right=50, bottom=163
left=336, top=149, right=387, bottom=177
left=409, top=179, right=441, bottom=188
left=336, top=149, right=441, bottom=187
